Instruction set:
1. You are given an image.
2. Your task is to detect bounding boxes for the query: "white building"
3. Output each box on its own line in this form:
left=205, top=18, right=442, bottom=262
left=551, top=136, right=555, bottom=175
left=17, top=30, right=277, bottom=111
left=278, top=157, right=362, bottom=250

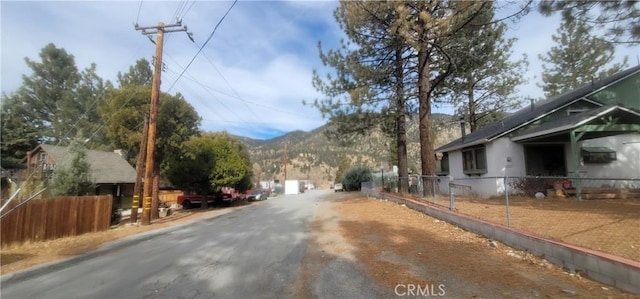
left=436, top=66, right=640, bottom=198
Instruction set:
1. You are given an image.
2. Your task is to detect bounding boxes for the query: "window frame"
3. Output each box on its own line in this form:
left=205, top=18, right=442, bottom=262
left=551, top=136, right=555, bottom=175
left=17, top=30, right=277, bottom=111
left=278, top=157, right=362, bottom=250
left=462, top=145, right=487, bottom=175
left=581, top=147, right=616, bottom=164
left=436, top=152, right=450, bottom=175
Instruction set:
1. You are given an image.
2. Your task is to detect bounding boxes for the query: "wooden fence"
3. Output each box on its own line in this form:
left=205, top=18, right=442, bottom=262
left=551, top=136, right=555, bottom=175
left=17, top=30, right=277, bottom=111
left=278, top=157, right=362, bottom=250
left=0, top=195, right=112, bottom=247
left=159, top=190, right=183, bottom=206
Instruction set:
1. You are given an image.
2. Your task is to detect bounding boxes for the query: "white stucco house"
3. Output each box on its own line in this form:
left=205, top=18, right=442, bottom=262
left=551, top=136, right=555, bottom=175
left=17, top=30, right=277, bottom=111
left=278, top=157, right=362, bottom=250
left=435, top=65, right=640, bottom=198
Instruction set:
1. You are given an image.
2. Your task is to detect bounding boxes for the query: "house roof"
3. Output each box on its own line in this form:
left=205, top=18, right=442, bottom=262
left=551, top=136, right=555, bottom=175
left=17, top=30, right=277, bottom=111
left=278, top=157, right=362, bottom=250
left=512, top=105, right=640, bottom=142
left=36, top=144, right=137, bottom=184
left=437, top=65, right=640, bottom=152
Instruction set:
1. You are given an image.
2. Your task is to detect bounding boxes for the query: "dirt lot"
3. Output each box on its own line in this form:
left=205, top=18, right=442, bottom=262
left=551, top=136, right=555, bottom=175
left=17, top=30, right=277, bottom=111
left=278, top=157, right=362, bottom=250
left=318, top=193, right=637, bottom=298
left=417, top=195, right=640, bottom=261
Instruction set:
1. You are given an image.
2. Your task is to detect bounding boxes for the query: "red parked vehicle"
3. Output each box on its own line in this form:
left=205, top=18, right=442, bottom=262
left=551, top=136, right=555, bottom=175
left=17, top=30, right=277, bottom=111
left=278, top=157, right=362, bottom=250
left=178, top=187, right=244, bottom=209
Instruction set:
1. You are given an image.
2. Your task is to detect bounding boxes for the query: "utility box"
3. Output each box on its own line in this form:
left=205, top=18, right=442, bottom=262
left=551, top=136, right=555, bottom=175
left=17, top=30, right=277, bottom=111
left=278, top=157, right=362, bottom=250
left=285, top=180, right=300, bottom=195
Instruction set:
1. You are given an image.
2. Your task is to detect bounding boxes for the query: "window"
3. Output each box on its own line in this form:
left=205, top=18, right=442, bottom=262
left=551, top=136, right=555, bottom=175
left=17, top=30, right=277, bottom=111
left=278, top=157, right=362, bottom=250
left=462, top=145, right=487, bottom=175
left=436, top=152, right=449, bottom=175
left=581, top=147, right=616, bottom=163
left=38, top=152, right=47, bottom=162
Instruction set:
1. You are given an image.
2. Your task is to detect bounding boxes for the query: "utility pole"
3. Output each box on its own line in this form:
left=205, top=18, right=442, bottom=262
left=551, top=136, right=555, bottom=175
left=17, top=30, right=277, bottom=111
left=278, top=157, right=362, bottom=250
left=131, top=114, right=149, bottom=224
left=283, top=142, right=288, bottom=182
left=135, top=21, right=190, bottom=225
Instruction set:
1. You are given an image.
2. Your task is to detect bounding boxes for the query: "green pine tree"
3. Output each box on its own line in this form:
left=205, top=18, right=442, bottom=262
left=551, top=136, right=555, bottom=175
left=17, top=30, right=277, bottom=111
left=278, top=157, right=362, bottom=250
left=50, top=140, right=94, bottom=196
left=539, top=18, right=628, bottom=98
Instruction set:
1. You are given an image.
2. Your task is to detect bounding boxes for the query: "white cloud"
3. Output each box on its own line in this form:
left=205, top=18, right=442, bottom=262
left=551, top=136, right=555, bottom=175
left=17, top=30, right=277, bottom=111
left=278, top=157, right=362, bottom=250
left=2, top=1, right=637, bottom=140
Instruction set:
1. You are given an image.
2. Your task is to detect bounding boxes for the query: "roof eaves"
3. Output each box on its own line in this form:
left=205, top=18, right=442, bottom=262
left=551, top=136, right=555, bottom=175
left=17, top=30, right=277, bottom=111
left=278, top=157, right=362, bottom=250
left=437, top=138, right=488, bottom=153
left=511, top=124, right=576, bottom=142
left=437, top=66, right=640, bottom=152
left=511, top=105, right=627, bottom=142
left=476, top=66, right=640, bottom=144
left=487, top=93, right=619, bottom=143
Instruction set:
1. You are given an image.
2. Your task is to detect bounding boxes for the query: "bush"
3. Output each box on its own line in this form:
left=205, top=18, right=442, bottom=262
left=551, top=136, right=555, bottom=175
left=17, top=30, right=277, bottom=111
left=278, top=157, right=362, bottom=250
left=342, top=165, right=373, bottom=191
left=509, top=177, right=556, bottom=197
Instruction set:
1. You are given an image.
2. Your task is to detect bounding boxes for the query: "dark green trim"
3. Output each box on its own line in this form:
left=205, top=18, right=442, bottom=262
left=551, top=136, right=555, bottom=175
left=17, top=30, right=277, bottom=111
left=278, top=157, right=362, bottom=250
left=463, top=169, right=487, bottom=175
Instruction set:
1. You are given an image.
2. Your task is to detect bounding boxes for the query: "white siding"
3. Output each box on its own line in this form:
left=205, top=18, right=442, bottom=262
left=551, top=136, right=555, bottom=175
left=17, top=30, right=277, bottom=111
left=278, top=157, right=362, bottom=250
left=486, top=138, right=526, bottom=178
left=578, top=133, right=640, bottom=183
left=445, top=138, right=527, bottom=198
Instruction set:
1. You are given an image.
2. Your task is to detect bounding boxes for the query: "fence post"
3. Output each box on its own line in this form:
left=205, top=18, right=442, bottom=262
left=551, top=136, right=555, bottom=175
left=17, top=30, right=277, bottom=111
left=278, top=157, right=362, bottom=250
left=448, top=176, right=454, bottom=211
left=504, top=176, right=511, bottom=227
left=432, top=177, right=436, bottom=197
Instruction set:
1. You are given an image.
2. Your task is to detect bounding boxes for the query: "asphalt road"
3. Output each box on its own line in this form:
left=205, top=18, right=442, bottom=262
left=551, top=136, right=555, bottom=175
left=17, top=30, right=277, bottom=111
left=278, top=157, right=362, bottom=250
left=1, top=190, right=351, bottom=299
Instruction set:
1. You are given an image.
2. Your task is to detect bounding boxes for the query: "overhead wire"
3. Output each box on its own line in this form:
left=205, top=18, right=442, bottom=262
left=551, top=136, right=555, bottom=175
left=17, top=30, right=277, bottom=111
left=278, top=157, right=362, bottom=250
left=163, top=57, right=244, bottom=121
left=135, top=0, right=143, bottom=24
left=173, top=1, right=316, bottom=121
left=181, top=1, right=197, bottom=20
left=167, top=0, right=238, bottom=92
left=162, top=53, right=232, bottom=122
left=172, top=0, right=187, bottom=21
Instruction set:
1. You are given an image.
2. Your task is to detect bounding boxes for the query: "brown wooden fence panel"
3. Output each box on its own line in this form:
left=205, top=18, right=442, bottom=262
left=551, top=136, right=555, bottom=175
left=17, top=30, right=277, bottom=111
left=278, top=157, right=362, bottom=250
left=159, top=190, right=183, bottom=206
left=0, top=195, right=112, bottom=247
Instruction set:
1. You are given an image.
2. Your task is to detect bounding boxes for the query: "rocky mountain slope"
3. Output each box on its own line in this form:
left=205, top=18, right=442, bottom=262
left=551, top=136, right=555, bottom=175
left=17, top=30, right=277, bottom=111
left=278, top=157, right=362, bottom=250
left=240, top=114, right=462, bottom=188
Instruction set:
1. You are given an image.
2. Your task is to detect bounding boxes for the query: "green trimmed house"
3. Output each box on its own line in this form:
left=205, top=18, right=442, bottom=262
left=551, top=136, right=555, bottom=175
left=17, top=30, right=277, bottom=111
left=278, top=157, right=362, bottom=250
left=436, top=65, right=640, bottom=198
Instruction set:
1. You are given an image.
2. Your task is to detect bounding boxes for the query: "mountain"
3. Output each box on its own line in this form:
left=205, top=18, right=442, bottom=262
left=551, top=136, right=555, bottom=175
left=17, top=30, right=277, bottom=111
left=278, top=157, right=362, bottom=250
left=239, top=114, right=462, bottom=189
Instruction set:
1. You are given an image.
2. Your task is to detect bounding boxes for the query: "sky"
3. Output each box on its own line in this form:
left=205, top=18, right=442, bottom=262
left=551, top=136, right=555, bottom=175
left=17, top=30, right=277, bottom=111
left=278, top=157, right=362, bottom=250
left=1, top=1, right=637, bottom=140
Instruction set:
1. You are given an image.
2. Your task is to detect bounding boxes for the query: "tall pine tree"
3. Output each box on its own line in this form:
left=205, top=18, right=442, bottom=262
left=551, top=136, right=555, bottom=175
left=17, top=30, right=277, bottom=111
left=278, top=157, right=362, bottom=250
left=539, top=0, right=640, bottom=45
left=445, top=3, right=528, bottom=132
left=310, top=1, right=413, bottom=192
left=539, top=18, right=627, bottom=98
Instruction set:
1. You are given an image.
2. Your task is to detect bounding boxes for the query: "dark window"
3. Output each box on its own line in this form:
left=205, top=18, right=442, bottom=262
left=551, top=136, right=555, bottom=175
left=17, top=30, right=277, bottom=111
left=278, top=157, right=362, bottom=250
left=462, top=146, right=487, bottom=175
left=436, top=152, right=449, bottom=175
left=581, top=147, right=616, bottom=163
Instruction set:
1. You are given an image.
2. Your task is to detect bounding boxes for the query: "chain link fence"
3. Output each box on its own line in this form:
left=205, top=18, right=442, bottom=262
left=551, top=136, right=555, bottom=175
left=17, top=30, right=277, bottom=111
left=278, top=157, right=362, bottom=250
left=364, top=175, right=640, bottom=262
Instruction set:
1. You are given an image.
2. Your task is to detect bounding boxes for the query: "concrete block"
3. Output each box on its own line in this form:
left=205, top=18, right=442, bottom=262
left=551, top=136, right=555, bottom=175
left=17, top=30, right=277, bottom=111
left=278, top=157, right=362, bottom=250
left=572, top=252, right=589, bottom=270
left=596, top=259, right=628, bottom=282
left=553, top=246, right=574, bottom=265
left=542, top=242, right=555, bottom=259
left=528, top=237, right=545, bottom=256
left=518, top=236, right=541, bottom=255
left=546, top=255, right=563, bottom=266
left=615, top=280, right=640, bottom=295
left=494, top=228, right=506, bottom=241
left=474, top=223, right=493, bottom=237
left=586, top=270, right=615, bottom=286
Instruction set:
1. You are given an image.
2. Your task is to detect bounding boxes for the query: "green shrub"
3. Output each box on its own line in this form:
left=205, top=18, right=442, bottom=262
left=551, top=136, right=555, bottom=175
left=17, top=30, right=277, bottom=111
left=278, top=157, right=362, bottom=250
left=342, top=165, right=373, bottom=191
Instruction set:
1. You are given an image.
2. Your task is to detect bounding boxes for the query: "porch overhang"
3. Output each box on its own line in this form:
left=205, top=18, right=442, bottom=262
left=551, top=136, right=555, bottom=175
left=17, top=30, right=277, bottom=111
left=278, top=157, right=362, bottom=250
left=511, top=105, right=640, bottom=143
left=511, top=105, right=640, bottom=200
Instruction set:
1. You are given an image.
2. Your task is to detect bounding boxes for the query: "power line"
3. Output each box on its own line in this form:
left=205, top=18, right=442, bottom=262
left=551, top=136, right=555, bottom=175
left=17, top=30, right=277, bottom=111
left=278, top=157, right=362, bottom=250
left=136, top=0, right=143, bottom=24
left=163, top=61, right=243, bottom=121
left=162, top=54, right=234, bottom=122
left=181, top=0, right=197, bottom=20
left=198, top=51, right=260, bottom=119
left=167, top=0, right=238, bottom=92
left=172, top=0, right=187, bottom=21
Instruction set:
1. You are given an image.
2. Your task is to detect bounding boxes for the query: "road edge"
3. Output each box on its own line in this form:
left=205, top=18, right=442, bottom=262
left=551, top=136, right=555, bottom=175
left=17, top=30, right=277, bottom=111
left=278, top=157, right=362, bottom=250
left=0, top=206, right=240, bottom=285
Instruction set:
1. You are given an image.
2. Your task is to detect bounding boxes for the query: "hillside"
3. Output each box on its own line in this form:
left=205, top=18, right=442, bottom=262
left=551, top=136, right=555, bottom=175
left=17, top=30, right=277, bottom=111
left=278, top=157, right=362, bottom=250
left=240, top=114, right=462, bottom=189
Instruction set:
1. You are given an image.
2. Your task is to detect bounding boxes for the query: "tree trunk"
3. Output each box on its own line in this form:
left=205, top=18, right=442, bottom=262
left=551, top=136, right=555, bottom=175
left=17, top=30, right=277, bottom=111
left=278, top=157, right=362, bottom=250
left=468, top=75, right=477, bottom=132
left=418, top=47, right=436, bottom=197
left=395, top=44, right=409, bottom=194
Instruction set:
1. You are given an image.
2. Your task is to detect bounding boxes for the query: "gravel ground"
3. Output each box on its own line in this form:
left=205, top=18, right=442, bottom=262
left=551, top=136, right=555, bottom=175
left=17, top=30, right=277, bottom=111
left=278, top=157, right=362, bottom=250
left=417, top=194, right=640, bottom=261
left=308, top=193, right=637, bottom=298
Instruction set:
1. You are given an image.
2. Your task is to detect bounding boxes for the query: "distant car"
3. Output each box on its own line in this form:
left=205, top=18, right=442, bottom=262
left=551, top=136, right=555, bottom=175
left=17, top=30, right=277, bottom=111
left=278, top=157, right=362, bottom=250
left=334, top=183, right=344, bottom=192
left=247, top=189, right=268, bottom=201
